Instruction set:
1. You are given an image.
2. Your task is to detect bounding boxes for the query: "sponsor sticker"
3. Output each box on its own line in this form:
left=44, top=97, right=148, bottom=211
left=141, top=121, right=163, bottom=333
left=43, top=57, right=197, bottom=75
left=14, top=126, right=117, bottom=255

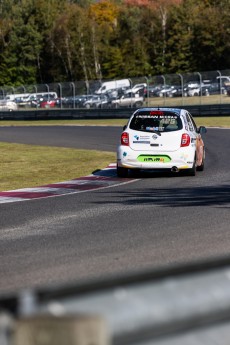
left=137, top=155, right=171, bottom=163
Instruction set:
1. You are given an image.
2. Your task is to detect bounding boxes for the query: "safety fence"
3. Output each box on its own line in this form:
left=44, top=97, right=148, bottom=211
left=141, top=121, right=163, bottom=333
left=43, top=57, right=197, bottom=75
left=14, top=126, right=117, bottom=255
left=1, top=256, right=230, bottom=344
left=1, top=69, right=230, bottom=111
left=0, top=103, right=230, bottom=122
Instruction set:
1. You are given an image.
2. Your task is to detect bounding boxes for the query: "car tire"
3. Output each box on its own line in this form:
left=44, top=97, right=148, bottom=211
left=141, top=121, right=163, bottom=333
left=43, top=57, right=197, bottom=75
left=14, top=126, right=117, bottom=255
left=130, top=169, right=140, bottom=177
left=135, top=102, right=143, bottom=108
left=197, top=159, right=204, bottom=171
left=117, top=165, right=129, bottom=177
left=197, top=148, right=205, bottom=171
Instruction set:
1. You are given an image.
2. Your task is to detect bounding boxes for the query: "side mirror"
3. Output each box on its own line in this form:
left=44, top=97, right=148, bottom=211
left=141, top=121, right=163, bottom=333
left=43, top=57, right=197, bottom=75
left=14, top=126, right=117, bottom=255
left=123, top=125, right=127, bottom=130
left=198, top=126, right=207, bottom=134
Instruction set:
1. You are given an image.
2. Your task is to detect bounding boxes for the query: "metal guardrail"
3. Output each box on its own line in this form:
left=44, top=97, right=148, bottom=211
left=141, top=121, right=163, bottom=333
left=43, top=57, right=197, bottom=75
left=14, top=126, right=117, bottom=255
left=1, top=103, right=230, bottom=121
left=2, top=256, right=230, bottom=344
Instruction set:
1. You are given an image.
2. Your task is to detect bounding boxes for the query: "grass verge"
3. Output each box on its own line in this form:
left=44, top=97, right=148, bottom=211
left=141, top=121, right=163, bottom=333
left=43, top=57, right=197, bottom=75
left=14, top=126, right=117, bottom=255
left=0, top=117, right=230, bottom=127
left=0, top=142, right=116, bottom=191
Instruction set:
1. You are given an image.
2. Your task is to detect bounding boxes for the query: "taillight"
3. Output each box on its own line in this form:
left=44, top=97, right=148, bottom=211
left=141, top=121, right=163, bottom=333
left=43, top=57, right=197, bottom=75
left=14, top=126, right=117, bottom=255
left=181, top=133, right=190, bottom=147
left=121, top=132, right=129, bottom=146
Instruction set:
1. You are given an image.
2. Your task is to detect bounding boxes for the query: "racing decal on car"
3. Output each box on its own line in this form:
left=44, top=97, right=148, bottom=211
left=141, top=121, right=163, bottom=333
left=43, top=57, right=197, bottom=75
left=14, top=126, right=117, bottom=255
left=133, top=141, right=150, bottom=144
left=133, top=134, right=150, bottom=144
left=139, top=135, right=150, bottom=139
left=152, top=134, right=158, bottom=140
left=180, top=153, right=189, bottom=160
left=137, top=155, right=171, bottom=163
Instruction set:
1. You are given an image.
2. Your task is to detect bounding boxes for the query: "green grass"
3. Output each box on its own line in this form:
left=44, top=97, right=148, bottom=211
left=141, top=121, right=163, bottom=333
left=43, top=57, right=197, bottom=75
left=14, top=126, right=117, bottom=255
left=0, top=117, right=230, bottom=127
left=0, top=143, right=116, bottom=191
left=0, top=119, right=126, bottom=127
left=194, top=117, right=230, bottom=127
left=0, top=117, right=229, bottom=192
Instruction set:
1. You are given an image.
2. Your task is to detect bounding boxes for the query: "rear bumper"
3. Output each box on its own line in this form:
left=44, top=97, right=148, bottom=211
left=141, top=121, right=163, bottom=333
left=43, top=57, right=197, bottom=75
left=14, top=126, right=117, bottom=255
left=117, top=146, right=195, bottom=170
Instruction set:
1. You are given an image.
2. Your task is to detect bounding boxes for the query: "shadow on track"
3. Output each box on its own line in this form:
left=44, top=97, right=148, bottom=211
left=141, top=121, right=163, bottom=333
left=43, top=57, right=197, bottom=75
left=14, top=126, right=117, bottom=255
left=96, top=183, right=230, bottom=208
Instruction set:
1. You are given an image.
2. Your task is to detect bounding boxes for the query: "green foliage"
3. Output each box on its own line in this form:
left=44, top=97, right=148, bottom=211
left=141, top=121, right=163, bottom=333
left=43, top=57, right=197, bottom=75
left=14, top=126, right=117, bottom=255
left=0, top=0, right=230, bottom=86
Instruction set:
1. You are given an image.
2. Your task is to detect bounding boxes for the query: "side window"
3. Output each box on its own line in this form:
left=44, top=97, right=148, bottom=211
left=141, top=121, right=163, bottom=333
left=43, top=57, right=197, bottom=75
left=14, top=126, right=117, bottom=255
left=185, top=112, right=195, bottom=132
left=188, top=112, right=198, bottom=132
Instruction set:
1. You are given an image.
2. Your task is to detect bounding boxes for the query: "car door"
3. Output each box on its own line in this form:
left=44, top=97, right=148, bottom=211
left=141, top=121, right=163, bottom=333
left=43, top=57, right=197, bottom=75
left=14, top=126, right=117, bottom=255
left=122, top=94, right=133, bottom=107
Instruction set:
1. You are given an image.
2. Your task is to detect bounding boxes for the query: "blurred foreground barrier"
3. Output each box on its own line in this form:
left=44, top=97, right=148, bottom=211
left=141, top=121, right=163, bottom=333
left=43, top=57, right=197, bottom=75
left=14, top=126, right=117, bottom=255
left=1, top=103, right=230, bottom=120
left=14, top=315, right=108, bottom=345
left=2, top=257, right=230, bottom=344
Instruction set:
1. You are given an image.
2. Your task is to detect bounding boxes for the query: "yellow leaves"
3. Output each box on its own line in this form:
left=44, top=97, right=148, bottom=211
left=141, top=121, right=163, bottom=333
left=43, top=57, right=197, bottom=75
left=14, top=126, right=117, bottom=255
left=89, top=1, right=119, bottom=29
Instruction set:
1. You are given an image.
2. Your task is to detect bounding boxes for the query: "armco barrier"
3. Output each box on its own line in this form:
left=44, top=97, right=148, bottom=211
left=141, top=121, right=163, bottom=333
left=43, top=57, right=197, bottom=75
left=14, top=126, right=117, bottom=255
left=2, top=256, right=230, bottom=344
left=1, top=103, right=230, bottom=121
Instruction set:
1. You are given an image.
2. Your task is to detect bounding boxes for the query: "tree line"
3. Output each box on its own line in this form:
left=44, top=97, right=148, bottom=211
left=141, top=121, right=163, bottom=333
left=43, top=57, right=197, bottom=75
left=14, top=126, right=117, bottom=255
left=0, top=0, right=230, bottom=87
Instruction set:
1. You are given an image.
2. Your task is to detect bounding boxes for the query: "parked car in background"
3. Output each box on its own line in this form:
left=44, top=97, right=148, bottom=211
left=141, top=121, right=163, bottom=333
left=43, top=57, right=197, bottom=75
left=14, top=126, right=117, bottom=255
left=216, top=76, right=230, bottom=87
left=206, top=83, right=227, bottom=95
left=111, top=92, right=144, bottom=108
left=167, top=86, right=183, bottom=97
left=95, top=79, right=130, bottom=94
left=157, top=85, right=183, bottom=98
left=187, top=85, right=209, bottom=97
left=63, top=95, right=93, bottom=108
left=30, top=95, right=59, bottom=108
left=83, top=95, right=111, bottom=108
left=23, top=92, right=58, bottom=104
left=147, top=85, right=163, bottom=97
left=40, top=98, right=61, bottom=108
left=157, top=85, right=175, bottom=97
left=125, top=83, right=147, bottom=96
left=4, top=93, right=30, bottom=102
left=0, top=100, right=17, bottom=111
left=183, top=82, right=200, bottom=97
left=106, top=87, right=129, bottom=99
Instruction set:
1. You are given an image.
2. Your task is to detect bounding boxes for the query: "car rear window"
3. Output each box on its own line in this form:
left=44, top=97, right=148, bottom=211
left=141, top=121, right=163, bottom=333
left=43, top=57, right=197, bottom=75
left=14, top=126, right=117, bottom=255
left=129, top=110, right=182, bottom=132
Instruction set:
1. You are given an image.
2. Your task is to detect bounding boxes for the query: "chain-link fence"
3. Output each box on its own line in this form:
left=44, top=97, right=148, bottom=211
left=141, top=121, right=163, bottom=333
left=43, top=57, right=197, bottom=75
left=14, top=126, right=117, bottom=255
left=1, top=69, right=230, bottom=110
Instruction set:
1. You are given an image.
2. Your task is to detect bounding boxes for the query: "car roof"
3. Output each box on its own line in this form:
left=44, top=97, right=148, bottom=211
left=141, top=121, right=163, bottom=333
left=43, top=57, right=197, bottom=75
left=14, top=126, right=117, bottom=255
left=136, top=107, right=182, bottom=116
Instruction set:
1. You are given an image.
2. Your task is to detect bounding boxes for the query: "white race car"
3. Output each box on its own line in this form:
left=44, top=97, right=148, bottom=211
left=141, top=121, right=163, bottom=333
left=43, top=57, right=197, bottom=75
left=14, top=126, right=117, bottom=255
left=117, top=107, right=207, bottom=177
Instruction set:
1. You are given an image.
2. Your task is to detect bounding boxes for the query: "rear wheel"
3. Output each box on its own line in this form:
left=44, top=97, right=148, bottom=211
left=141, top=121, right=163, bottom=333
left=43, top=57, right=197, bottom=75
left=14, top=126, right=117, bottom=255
left=130, top=169, right=140, bottom=177
left=197, top=153, right=205, bottom=171
left=197, top=160, right=204, bottom=171
left=197, top=147, right=205, bottom=171
left=134, top=101, right=143, bottom=108
left=117, top=165, right=129, bottom=177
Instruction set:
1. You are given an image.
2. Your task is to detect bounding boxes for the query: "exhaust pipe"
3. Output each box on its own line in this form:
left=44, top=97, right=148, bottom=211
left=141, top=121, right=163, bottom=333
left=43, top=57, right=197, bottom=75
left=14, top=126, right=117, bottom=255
left=171, top=166, right=179, bottom=173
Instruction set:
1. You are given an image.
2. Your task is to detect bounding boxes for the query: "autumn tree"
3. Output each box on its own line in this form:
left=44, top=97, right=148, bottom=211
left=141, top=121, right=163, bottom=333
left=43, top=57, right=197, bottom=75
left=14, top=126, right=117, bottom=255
left=88, top=0, right=120, bottom=80
left=0, top=0, right=230, bottom=86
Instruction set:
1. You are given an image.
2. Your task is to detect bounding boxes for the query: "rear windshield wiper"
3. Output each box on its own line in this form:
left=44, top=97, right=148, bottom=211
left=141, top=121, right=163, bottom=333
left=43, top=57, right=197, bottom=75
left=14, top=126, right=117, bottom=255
left=150, top=130, right=161, bottom=136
